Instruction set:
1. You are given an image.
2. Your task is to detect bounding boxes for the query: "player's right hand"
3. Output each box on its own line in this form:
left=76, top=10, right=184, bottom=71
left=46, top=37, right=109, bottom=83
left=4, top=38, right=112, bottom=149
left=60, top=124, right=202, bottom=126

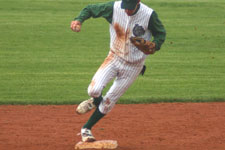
left=71, top=20, right=82, bottom=32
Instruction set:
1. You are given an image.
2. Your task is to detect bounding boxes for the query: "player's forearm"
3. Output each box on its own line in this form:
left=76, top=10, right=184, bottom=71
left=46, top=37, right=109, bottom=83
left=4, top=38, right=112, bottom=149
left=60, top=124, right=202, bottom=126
left=74, top=1, right=114, bottom=24
left=148, top=11, right=166, bottom=50
left=74, top=7, right=92, bottom=23
left=152, top=33, right=166, bottom=50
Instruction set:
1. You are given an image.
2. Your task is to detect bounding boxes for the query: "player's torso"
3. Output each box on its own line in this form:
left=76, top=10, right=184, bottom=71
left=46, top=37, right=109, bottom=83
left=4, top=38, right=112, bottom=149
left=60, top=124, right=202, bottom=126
left=109, top=1, right=153, bottom=63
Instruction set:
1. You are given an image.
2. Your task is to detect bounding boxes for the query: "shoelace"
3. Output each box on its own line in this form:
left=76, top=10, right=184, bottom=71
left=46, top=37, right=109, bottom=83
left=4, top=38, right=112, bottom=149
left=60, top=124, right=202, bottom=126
left=82, top=130, right=92, bottom=136
left=87, top=103, right=93, bottom=109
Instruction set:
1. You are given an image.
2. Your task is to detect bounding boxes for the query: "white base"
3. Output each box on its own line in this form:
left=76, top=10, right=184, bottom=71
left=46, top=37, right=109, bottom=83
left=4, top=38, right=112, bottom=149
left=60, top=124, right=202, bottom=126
left=75, top=140, right=118, bottom=150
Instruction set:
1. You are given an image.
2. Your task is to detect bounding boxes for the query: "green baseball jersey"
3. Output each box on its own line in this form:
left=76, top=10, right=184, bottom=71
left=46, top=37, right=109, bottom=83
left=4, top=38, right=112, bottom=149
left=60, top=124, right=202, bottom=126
left=74, top=1, right=166, bottom=50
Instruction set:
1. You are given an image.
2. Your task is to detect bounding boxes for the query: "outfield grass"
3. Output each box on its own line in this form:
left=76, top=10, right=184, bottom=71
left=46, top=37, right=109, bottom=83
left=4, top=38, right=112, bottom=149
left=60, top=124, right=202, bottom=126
left=0, top=0, right=224, bottom=104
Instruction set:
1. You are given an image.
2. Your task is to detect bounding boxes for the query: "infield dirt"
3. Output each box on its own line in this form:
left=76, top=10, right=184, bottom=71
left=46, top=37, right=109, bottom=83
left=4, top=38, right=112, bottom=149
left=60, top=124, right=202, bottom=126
left=0, top=103, right=225, bottom=150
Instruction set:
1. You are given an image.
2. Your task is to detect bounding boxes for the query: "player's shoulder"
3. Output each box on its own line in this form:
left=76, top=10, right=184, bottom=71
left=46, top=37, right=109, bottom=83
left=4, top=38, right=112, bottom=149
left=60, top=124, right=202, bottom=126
left=113, top=1, right=121, bottom=7
left=140, top=2, right=154, bottom=10
left=139, top=2, right=154, bottom=15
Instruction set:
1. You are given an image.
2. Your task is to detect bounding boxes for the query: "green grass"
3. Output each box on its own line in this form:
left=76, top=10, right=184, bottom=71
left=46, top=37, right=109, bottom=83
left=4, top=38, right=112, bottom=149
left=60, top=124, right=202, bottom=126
left=0, top=0, right=225, bottom=104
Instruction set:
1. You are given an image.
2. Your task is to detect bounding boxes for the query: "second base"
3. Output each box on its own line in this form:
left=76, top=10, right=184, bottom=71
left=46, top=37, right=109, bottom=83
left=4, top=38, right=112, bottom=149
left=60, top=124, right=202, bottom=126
left=75, top=140, right=118, bottom=150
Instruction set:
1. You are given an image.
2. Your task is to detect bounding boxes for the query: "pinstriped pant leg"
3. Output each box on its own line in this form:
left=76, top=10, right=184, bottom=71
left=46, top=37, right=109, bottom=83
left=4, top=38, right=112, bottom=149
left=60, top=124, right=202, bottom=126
left=99, top=62, right=144, bottom=114
left=88, top=55, right=117, bottom=98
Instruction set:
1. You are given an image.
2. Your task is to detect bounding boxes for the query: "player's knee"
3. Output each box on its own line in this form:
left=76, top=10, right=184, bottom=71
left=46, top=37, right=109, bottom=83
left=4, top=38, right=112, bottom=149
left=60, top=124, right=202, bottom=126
left=99, top=98, right=116, bottom=114
left=88, top=88, right=101, bottom=98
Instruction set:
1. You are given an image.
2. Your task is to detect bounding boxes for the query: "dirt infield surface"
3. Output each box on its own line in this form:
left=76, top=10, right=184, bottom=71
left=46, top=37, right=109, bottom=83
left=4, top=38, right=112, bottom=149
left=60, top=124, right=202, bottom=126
left=0, top=102, right=225, bottom=150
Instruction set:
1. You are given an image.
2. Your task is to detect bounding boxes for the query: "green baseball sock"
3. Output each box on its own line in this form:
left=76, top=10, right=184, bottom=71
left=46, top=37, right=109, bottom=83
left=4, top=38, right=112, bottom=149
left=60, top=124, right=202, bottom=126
left=83, top=107, right=105, bottom=130
left=93, top=95, right=103, bottom=107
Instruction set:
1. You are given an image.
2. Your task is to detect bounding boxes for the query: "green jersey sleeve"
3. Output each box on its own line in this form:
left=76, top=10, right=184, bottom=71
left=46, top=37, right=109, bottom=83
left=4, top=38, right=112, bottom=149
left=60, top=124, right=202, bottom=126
left=148, top=11, right=166, bottom=51
left=74, top=1, right=114, bottom=24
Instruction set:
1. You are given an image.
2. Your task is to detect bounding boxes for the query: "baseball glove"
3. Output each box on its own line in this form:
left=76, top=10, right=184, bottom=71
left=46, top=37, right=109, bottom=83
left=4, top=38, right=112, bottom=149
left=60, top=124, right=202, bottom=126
left=130, top=37, right=156, bottom=55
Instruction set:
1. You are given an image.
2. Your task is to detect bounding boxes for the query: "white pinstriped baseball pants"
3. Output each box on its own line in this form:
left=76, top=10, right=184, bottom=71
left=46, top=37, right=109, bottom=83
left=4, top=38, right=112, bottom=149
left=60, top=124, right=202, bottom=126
left=88, top=52, right=144, bottom=114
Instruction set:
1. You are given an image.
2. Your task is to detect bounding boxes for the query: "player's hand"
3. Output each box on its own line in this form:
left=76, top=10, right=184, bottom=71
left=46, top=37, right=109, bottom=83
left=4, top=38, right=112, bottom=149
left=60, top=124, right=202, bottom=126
left=71, top=20, right=82, bottom=32
left=130, top=37, right=156, bottom=55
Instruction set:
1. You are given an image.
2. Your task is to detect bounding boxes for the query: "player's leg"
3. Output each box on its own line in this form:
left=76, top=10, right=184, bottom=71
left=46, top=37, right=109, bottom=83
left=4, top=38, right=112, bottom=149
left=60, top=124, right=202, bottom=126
left=82, top=60, right=117, bottom=120
left=78, top=53, right=117, bottom=142
left=88, top=52, right=116, bottom=101
left=81, top=63, right=142, bottom=142
left=81, top=62, right=142, bottom=141
left=99, top=62, right=143, bottom=114
left=76, top=52, right=116, bottom=114
left=87, top=64, right=117, bottom=107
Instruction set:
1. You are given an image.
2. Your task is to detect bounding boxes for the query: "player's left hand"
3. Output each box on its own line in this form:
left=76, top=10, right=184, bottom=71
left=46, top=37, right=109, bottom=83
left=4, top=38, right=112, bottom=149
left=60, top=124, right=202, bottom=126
left=130, top=37, right=156, bottom=55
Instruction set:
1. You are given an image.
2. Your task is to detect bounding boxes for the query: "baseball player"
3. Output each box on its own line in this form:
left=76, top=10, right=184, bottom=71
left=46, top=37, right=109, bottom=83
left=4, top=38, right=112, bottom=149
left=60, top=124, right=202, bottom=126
left=71, top=0, right=166, bottom=142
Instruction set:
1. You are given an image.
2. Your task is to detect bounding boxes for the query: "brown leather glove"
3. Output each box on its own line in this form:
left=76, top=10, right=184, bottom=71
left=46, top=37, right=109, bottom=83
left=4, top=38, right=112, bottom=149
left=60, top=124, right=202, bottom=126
left=130, top=37, right=156, bottom=55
